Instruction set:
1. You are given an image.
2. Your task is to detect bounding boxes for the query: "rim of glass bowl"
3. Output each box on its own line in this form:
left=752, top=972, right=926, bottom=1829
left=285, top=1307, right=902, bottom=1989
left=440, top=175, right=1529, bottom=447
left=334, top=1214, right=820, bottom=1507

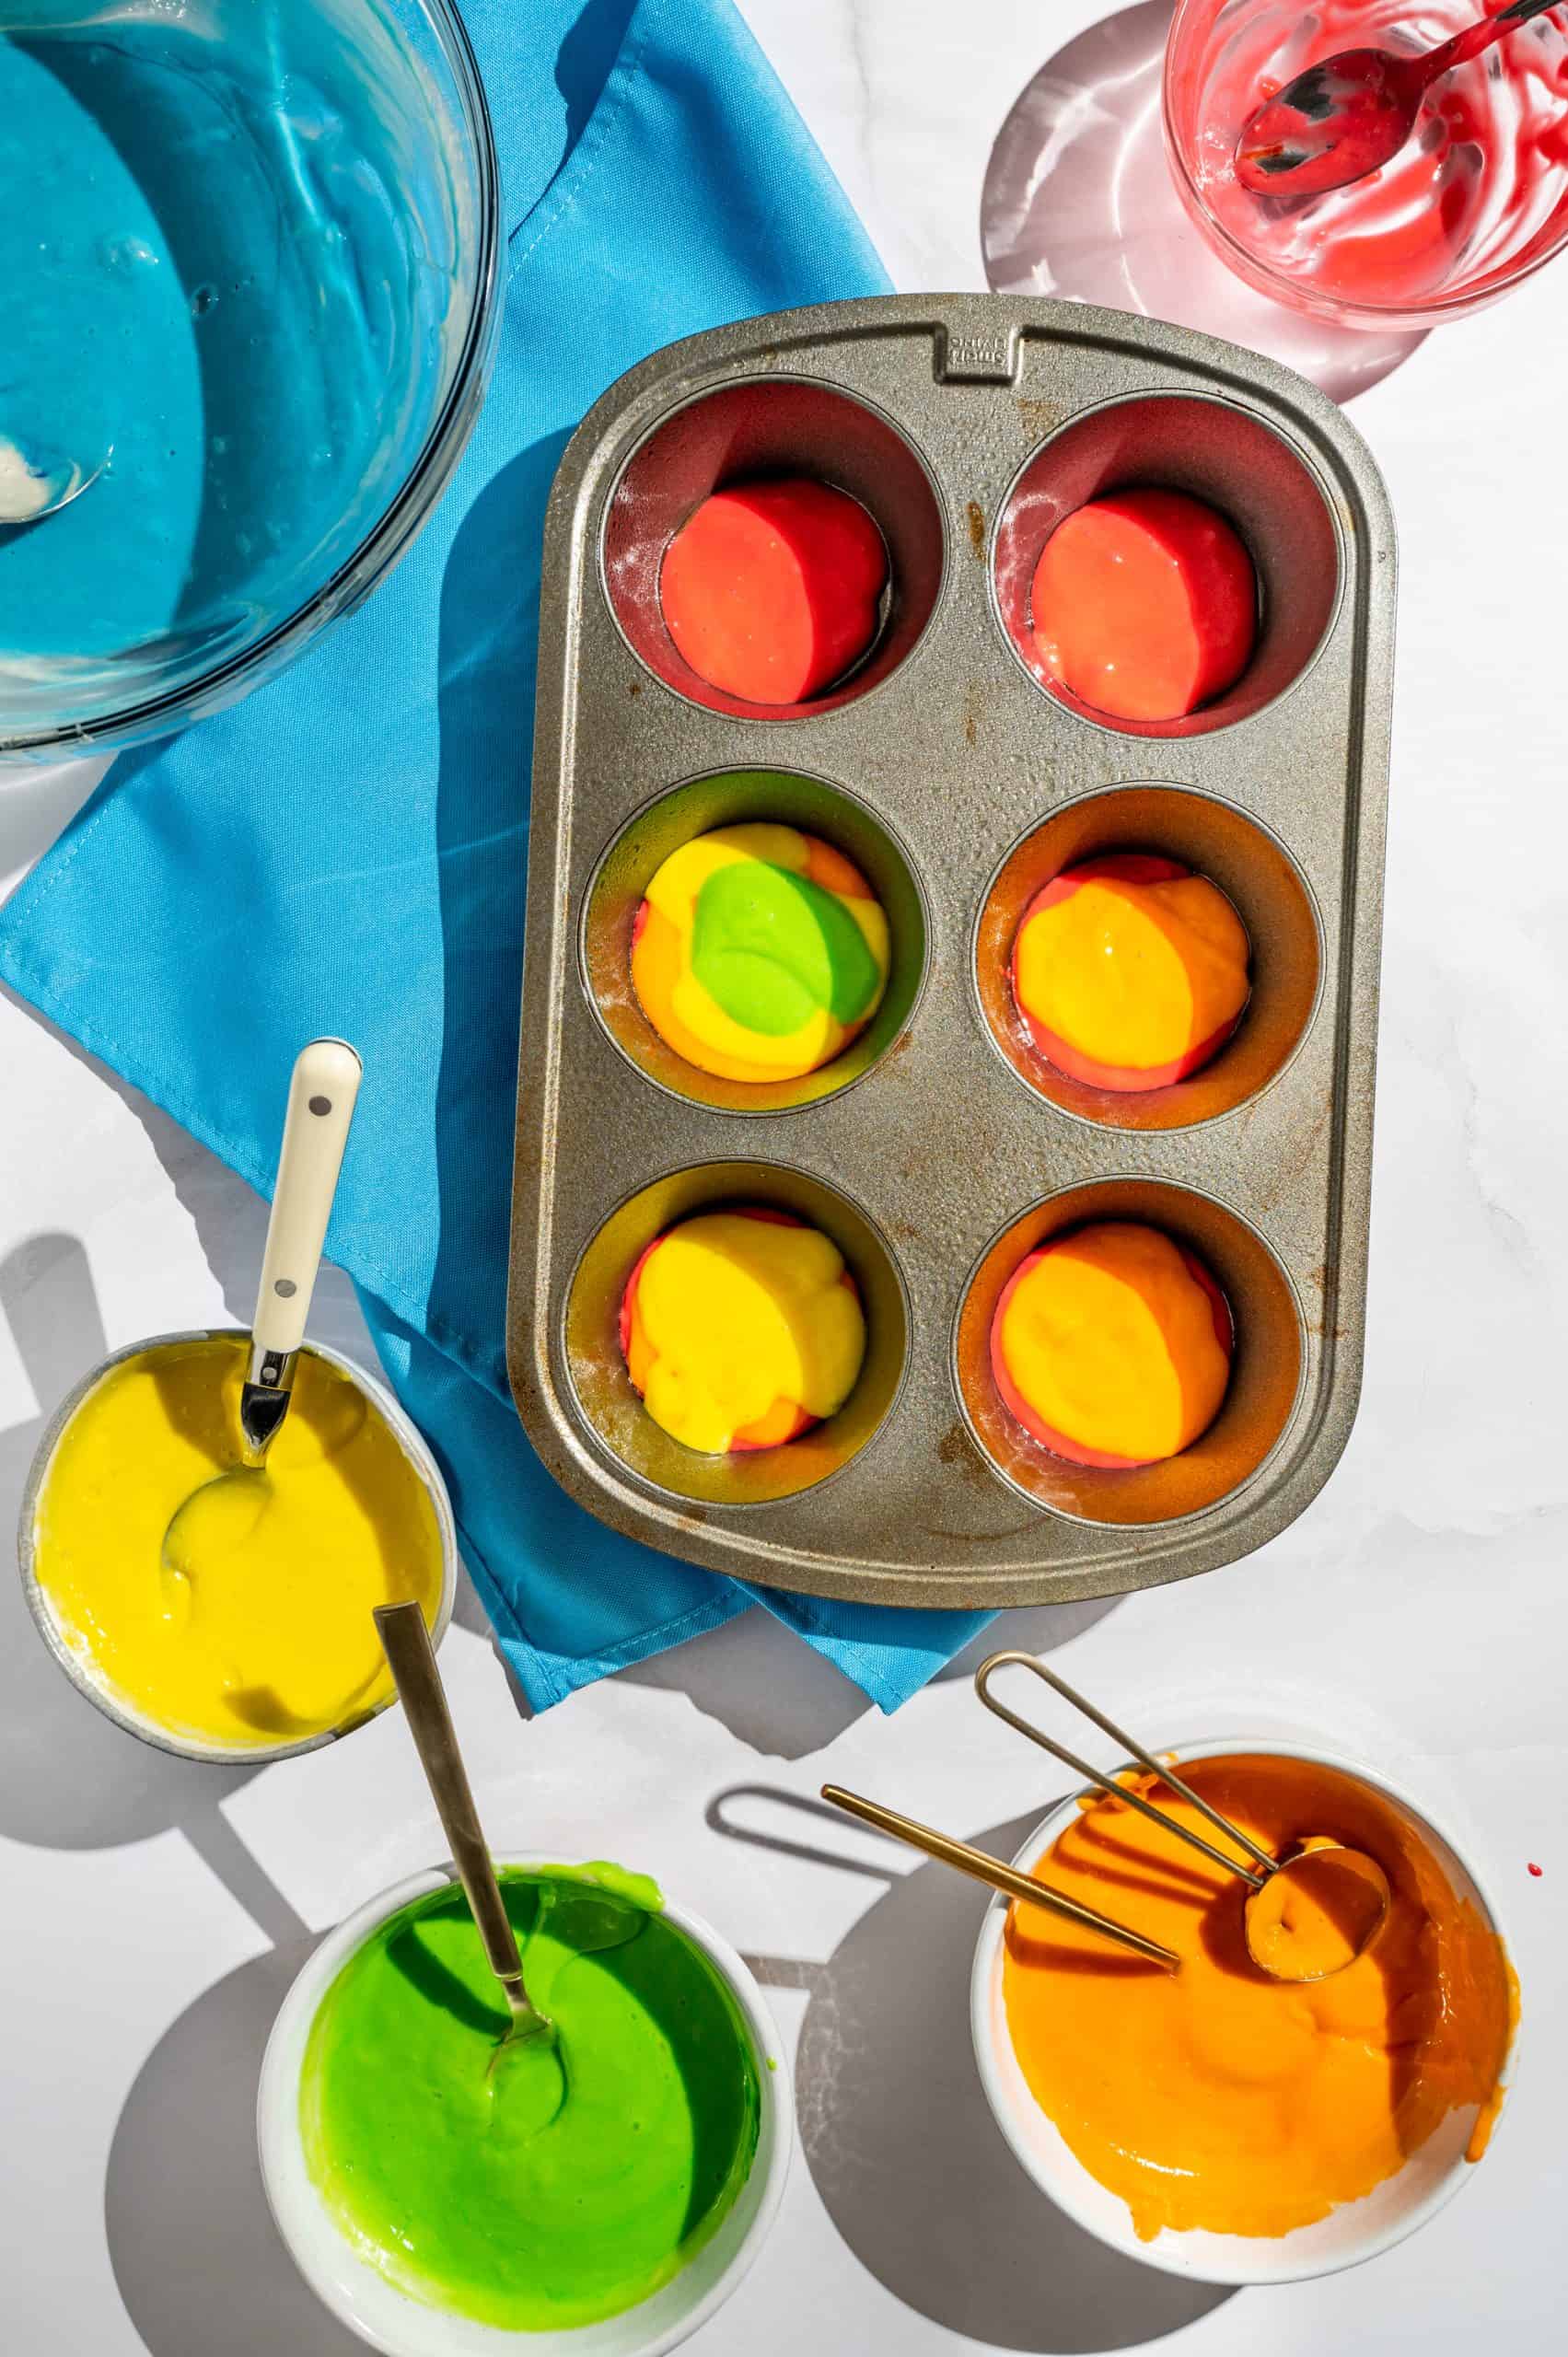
left=1, top=0, right=503, bottom=761
left=1160, top=0, right=1568, bottom=331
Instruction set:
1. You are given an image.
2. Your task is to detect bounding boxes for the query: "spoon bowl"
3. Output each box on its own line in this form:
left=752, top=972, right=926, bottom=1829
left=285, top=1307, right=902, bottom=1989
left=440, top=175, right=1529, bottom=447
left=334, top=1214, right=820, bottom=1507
left=1243, top=1840, right=1392, bottom=1980
left=1235, top=51, right=1426, bottom=196
left=159, top=1462, right=270, bottom=1621
left=0, top=441, right=109, bottom=526
left=1234, top=0, right=1563, bottom=197
left=972, top=1650, right=1394, bottom=1986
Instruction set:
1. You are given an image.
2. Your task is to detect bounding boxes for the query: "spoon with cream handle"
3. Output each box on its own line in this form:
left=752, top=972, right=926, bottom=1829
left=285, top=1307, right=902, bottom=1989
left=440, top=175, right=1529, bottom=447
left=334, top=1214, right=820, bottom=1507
left=1235, top=0, right=1562, bottom=198
left=232, top=1037, right=363, bottom=1461
left=375, top=1598, right=555, bottom=2059
left=159, top=1038, right=360, bottom=1596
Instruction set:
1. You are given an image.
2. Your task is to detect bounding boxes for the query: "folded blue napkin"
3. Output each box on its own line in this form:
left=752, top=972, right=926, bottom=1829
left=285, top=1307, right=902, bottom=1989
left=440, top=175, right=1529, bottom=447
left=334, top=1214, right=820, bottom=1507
left=0, top=0, right=994, bottom=1710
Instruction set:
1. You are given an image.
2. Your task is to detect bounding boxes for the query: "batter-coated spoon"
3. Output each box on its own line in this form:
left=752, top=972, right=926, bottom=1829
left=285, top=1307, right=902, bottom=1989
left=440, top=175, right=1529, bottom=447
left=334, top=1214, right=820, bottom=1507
left=0, top=439, right=108, bottom=525
left=375, top=1599, right=556, bottom=2073
left=974, top=1653, right=1391, bottom=1983
left=1235, top=0, right=1562, bottom=197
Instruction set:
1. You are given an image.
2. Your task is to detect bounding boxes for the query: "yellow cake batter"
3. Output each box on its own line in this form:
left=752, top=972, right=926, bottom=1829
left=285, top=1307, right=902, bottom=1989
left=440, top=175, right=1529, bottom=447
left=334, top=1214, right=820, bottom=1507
left=31, top=1336, right=444, bottom=1748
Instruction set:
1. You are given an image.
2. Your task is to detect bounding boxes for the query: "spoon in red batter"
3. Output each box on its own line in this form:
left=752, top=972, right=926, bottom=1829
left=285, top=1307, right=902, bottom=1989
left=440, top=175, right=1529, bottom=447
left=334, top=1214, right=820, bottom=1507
left=1235, top=0, right=1562, bottom=197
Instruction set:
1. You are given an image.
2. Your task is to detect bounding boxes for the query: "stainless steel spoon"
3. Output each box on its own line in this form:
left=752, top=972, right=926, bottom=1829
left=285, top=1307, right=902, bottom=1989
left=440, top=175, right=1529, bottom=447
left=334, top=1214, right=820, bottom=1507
left=1235, top=0, right=1562, bottom=198
left=975, top=1652, right=1390, bottom=1983
left=0, top=440, right=109, bottom=525
left=375, top=1598, right=555, bottom=2061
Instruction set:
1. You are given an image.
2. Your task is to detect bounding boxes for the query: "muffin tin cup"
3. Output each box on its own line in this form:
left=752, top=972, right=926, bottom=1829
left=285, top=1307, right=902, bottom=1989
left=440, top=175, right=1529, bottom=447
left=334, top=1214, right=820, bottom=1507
left=600, top=376, right=947, bottom=720
left=581, top=769, right=930, bottom=1114
left=17, top=1329, right=459, bottom=1765
left=992, top=389, right=1344, bottom=738
left=563, top=1161, right=911, bottom=1509
left=511, top=295, right=1395, bottom=1609
left=974, top=783, right=1322, bottom=1132
left=953, top=1179, right=1306, bottom=1527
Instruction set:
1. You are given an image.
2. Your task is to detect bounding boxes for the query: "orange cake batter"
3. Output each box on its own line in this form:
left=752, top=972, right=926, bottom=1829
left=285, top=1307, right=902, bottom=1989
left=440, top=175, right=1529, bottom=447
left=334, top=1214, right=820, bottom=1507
left=1011, top=853, right=1250, bottom=1092
left=1003, top=1753, right=1518, bottom=2242
left=620, top=1207, right=865, bottom=1454
left=991, top=1221, right=1232, bottom=1469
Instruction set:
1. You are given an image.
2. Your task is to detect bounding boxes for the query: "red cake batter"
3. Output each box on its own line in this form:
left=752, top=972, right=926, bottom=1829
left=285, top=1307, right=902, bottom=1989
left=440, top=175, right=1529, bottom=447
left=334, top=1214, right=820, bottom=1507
left=1030, top=489, right=1257, bottom=724
left=659, top=479, right=887, bottom=704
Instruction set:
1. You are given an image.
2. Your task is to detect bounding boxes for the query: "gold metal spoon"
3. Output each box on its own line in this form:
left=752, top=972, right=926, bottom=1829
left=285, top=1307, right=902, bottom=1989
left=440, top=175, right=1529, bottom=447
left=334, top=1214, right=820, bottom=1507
left=819, top=1784, right=1180, bottom=1968
left=974, top=1651, right=1390, bottom=1984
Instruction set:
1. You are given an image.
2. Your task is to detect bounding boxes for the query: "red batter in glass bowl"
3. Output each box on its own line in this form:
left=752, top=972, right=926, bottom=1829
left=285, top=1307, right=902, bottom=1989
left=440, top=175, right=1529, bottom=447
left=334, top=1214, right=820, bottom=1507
left=1165, top=0, right=1568, bottom=325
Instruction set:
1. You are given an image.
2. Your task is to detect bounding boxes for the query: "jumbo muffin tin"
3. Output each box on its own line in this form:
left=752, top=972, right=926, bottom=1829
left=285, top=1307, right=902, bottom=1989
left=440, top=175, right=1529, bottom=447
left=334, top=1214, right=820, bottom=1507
left=508, top=295, right=1394, bottom=1609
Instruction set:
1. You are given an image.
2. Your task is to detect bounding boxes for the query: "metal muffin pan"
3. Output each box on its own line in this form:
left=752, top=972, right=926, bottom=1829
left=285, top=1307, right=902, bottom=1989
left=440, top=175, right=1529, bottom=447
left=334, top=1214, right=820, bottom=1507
left=509, top=295, right=1395, bottom=1609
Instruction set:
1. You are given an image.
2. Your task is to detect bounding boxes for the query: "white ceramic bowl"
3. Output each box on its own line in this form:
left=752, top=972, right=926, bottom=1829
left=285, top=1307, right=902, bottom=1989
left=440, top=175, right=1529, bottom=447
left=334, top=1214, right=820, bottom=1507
left=17, top=1329, right=458, bottom=1765
left=259, top=1863, right=793, bottom=2356
left=970, top=1734, right=1518, bottom=2286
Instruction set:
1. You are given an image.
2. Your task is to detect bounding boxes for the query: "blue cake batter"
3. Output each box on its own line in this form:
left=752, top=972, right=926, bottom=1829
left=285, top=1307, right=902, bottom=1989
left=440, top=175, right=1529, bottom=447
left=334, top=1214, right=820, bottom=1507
left=0, top=0, right=470, bottom=732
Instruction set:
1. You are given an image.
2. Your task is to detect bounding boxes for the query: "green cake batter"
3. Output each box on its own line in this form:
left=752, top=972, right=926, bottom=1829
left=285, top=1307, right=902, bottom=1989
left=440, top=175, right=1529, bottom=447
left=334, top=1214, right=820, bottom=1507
left=299, top=1864, right=761, bottom=2331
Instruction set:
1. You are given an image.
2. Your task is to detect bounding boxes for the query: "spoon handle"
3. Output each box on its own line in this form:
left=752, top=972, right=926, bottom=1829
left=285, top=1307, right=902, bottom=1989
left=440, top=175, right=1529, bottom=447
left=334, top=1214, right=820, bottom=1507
left=374, top=1600, right=536, bottom=2009
left=973, top=1652, right=1275, bottom=1888
left=1438, top=0, right=1562, bottom=76
left=820, top=1783, right=1179, bottom=1969
left=252, top=1038, right=362, bottom=1360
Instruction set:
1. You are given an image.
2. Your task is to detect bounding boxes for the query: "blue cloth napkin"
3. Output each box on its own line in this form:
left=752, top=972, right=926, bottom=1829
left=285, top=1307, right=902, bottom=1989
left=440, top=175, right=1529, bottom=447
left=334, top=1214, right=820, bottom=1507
left=0, top=0, right=995, bottom=1710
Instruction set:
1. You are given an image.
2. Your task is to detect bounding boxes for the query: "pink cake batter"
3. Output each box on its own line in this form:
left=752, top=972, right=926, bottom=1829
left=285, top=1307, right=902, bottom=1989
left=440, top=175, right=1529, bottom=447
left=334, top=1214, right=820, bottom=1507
left=1169, top=0, right=1568, bottom=318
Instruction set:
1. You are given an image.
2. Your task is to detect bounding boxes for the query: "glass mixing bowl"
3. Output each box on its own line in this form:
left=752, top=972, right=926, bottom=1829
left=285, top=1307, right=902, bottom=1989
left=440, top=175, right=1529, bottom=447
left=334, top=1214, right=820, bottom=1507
left=0, top=0, right=500, bottom=759
left=1165, top=0, right=1568, bottom=330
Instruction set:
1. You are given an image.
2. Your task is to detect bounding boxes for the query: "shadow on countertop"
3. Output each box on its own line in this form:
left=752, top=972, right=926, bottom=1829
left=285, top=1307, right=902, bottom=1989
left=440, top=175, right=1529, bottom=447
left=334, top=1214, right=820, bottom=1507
left=105, top=1923, right=367, bottom=2357
left=981, top=0, right=1425, bottom=406
left=615, top=1592, right=1123, bottom=1759
left=714, top=1785, right=1235, bottom=2351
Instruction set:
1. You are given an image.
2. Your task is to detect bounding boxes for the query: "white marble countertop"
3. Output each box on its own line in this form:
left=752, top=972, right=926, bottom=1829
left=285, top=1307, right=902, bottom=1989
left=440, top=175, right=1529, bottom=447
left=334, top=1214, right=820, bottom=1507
left=2, top=5, right=1564, bottom=2352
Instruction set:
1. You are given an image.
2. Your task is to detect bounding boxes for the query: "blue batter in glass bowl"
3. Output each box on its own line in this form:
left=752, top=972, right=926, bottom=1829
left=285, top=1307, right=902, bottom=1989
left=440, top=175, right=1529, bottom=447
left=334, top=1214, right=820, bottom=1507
left=0, top=0, right=499, bottom=755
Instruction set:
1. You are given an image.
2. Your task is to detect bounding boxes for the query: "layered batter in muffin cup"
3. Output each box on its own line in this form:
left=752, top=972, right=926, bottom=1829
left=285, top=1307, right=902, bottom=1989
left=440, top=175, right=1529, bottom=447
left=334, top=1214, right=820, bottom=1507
left=563, top=1161, right=910, bottom=1509
left=954, top=1179, right=1304, bottom=1527
left=974, top=784, right=1322, bottom=1132
left=581, top=769, right=928, bottom=1113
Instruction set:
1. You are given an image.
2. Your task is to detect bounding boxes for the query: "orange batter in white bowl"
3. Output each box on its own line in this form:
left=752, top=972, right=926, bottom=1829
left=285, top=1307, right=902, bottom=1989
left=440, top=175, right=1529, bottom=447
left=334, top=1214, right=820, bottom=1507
left=995, top=1751, right=1517, bottom=2248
